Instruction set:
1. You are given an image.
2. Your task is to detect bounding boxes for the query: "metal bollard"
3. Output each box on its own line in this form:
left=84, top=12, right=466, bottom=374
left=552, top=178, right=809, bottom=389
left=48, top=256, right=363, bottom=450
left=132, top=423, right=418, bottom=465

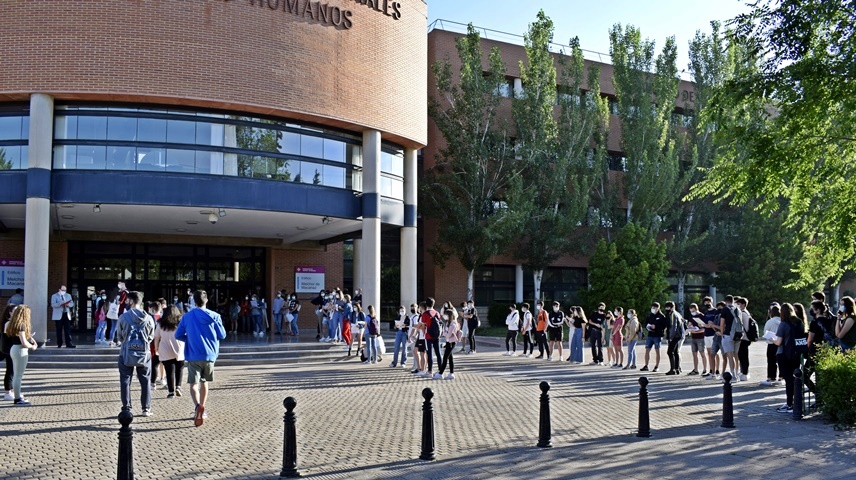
left=637, top=377, right=651, bottom=438
left=117, top=410, right=134, bottom=480
left=721, top=372, right=735, bottom=428
left=419, top=388, right=436, bottom=461
left=793, top=368, right=804, bottom=420
left=280, top=397, right=301, bottom=478
left=537, top=381, right=552, bottom=448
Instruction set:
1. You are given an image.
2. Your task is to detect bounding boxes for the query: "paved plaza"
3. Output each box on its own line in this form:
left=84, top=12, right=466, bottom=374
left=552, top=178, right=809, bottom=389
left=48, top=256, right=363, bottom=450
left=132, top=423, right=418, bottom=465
left=1, top=339, right=855, bottom=479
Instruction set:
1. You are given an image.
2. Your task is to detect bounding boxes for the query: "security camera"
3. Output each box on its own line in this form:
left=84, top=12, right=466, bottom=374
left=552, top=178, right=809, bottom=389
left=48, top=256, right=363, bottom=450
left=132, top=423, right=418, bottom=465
left=208, top=213, right=218, bottom=224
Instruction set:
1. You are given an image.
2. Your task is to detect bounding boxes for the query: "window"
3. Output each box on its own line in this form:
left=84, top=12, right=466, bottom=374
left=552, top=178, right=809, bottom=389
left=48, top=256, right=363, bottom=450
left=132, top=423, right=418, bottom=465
left=607, top=151, right=627, bottom=172
left=485, top=72, right=515, bottom=98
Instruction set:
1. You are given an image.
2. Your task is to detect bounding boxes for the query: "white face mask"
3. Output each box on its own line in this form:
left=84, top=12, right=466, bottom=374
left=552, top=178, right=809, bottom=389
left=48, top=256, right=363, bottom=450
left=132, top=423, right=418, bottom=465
left=60, top=289, right=67, bottom=294
left=101, top=295, right=107, bottom=300
left=840, top=305, right=846, bottom=313
left=173, top=297, right=178, bottom=302
left=399, top=310, right=405, bottom=316
left=552, top=307, right=559, bottom=312
left=277, top=294, right=281, bottom=298
left=651, top=308, right=657, bottom=314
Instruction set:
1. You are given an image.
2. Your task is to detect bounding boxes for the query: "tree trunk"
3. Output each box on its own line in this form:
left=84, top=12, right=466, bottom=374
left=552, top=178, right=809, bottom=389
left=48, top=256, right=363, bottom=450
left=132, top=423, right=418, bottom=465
left=833, top=283, right=841, bottom=307
left=467, top=269, right=475, bottom=302
left=533, top=269, right=543, bottom=306
left=626, top=199, right=633, bottom=225
left=677, top=271, right=686, bottom=315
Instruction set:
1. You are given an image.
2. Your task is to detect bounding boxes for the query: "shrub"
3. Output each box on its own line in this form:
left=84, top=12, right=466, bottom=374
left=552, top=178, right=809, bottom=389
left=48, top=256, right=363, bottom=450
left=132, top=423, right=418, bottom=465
left=488, top=302, right=510, bottom=327
left=815, top=344, right=856, bottom=426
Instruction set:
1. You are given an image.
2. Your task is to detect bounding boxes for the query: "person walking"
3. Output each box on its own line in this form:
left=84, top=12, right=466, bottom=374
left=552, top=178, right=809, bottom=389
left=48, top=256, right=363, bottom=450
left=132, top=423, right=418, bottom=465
left=154, top=305, right=185, bottom=398
left=623, top=309, right=640, bottom=369
left=437, top=309, right=461, bottom=380
left=641, top=302, right=667, bottom=372
left=175, top=290, right=226, bottom=426
left=50, top=285, right=76, bottom=348
left=4, top=305, right=38, bottom=405
left=503, top=304, right=520, bottom=357
left=534, top=300, right=550, bottom=359
left=390, top=305, right=410, bottom=368
left=664, top=301, right=685, bottom=375
left=116, top=291, right=155, bottom=416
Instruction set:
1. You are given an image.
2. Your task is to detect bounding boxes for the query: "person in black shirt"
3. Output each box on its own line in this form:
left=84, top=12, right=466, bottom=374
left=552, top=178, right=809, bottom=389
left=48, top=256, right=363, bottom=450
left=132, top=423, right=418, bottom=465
left=547, top=302, right=565, bottom=362
left=568, top=306, right=586, bottom=363
left=310, top=290, right=325, bottom=340
left=804, top=300, right=831, bottom=395
left=641, top=302, right=667, bottom=372
left=587, top=303, right=606, bottom=365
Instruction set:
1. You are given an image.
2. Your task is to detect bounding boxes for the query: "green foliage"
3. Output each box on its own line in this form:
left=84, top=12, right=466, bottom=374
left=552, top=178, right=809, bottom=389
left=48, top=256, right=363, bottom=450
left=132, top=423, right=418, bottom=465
left=815, top=344, right=856, bottom=426
left=424, top=24, right=525, bottom=298
left=487, top=302, right=511, bottom=327
left=710, top=205, right=819, bottom=319
left=691, top=0, right=856, bottom=287
left=0, top=148, right=11, bottom=170
left=583, top=223, right=669, bottom=313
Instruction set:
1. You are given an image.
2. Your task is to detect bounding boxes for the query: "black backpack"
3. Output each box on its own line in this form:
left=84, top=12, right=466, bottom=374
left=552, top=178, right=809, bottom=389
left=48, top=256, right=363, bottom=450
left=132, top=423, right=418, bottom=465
left=746, top=314, right=760, bottom=342
left=427, top=312, right=442, bottom=338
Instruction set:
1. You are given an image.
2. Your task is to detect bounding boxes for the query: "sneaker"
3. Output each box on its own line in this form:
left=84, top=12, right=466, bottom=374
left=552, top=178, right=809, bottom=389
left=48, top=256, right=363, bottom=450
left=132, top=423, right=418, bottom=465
left=389, top=363, right=398, bottom=368
left=402, top=364, right=409, bottom=369
left=760, top=379, right=774, bottom=386
left=141, top=409, right=153, bottom=417
left=652, top=366, right=659, bottom=372
left=640, top=366, right=649, bottom=371
left=665, top=370, right=677, bottom=375
left=510, top=352, right=517, bottom=357
left=432, top=373, right=443, bottom=380
left=445, top=373, right=455, bottom=380
left=776, top=404, right=793, bottom=413
left=687, top=370, right=699, bottom=376
left=167, top=393, right=175, bottom=399
left=194, top=405, right=205, bottom=426
left=622, top=366, right=629, bottom=370
left=630, top=365, right=637, bottom=369
left=535, top=355, right=544, bottom=359
left=319, top=337, right=328, bottom=342
left=421, top=371, right=433, bottom=378
left=13, top=398, right=31, bottom=406
left=3, top=393, right=12, bottom=401
left=589, top=361, right=598, bottom=365
left=362, top=361, right=371, bottom=364
left=700, top=370, right=708, bottom=376
left=547, top=356, right=553, bottom=361
left=176, top=388, right=183, bottom=397
left=410, top=369, right=420, bottom=374
left=502, top=352, right=510, bottom=356
left=739, top=374, right=748, bottom=382
left=598, top=362, right=605, bottom=366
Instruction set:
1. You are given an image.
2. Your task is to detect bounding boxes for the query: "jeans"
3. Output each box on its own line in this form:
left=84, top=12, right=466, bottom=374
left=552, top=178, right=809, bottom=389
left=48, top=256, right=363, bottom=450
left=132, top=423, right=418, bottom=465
left=95, top=320, right=107, bottom=343
left=367, top=334, right=378, bottom=362
left=10, top=345, right=28, bottom=399
left=467, top=319, right=478, bottom=352
left=290, top=313, right=300, bottom=335
left=667, top=338, right=682, bottom=372
left=54, top=314, right=74, bottom=347
left=439, top=342, right=456, bottom=374
left=252, top=313, right=263, bottom=334
left=627, top=339, right=638, bottom=366
left=392, top=330, right=408, bottom=366
left=329, top=313, right=342, bottom=340
left=535, top=331, right=550, bottom=357
left=590, top=330, right=603, bottom=363
left=162, top=359, right=184, bottom=394
left=273, top=313, right=283, bottom=334
left=118, top=359, right=151, bottom=412
left=738, top=340, right=750, bottom=375
left=505, top=330, right=518, bottom=352
left=570, top=328, right=584, bottom=363
left=426, top=339, right=441, bottom=372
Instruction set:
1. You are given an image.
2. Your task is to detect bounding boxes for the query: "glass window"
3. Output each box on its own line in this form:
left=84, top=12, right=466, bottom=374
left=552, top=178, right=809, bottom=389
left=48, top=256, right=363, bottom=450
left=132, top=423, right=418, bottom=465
left=300, top=135, right=323, bottom=159
left=196, top=122, right=224, bottom=147
left=0, top=146, right=22, bottom=170
left=77, top=116, right=108, bottom=140
left=322, top=165, right=345, bottom=189
left=279, top=131, right=301, bottom=155
left=323, top=138, right=345, bottom=162
left=195, top=150, right=223, bottom=175
left=75, top=145, right=107, bottom=170
left=390, top=177, right=403, bottom=199
left=55, top=115, right=77, bottom=140
left=381, top=152, right=393, bottom=173
left=136, top=147, right=166, bottom=171
left=52, top=145, right=76, bottom=169
left=380, top=176, right=392, bottom=197
left=390, top=154, right=404, bottom=176
left=166, top=119, right=196, bottom=144
left=301, top=162, right=322, bottom=184
left=346, top=143, right=361, bottom=166
left=138, top=117, right=167, bottom=143
left=107, top=116, right=137, bottom=141
left=107, top=146, right=135, bottom=170
left=166, top=149, right=195, bottom=173
left=0, top=116, right=23, bottom=140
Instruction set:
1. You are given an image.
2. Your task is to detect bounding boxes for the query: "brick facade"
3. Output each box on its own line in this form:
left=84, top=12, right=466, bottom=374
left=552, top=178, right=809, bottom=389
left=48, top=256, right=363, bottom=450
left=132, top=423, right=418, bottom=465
left=269, top=242, right=344, bottom=302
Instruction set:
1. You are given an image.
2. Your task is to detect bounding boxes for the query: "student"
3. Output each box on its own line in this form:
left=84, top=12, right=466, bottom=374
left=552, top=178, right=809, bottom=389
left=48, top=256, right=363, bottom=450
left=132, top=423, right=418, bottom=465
left=421, top=298, right=443, bottom=378
left=760, top=304, right=783, bottom=386
left=587, top=303, right=606, bottom=366
left=2, top=304, right=16, bottom=401
left=503, top=304, right=520, bottom=356
left=772, top=303, right=808, bottom=413
left=664, top=301, right=685, bottom=375
left=567, top=306, right=584, bottom=363
left=623, top=309, right=639, bottom=370
left=520, top=303, right=534, bottom=357
left=457, top=302, right=469, bottom=354
left=719, top=295, right=740, bottom=381
left=148, top=301, right=165, bottom=390
left=437, top=308, right=461, bottom=380
left=735, top=297, right=753, bottom=381
left=116, top=291, right=155, bottom=416
left=534, top=300, right=550, bottom=359
left=547, top=302, right=565, bottom=362
left=287, top=292, right=301, bottom=337
left=341, top=294, right=353, bottom=353
left=228, top=298, right=240, bottom=334
left=702, top=297, right=723, bottom=380
left=611, top=307, right=625, bottom=369
left=834, top=296, right=856, bottom=351
left=94, top=292, right=109, bottom=345
left=410, top=304, right=427, bottom=375
left=641, top=302, right=667, bottom=372
left=363, top=305, right=380, bottom=365
left=686, top=303, right=708, bottom=376
left=272, top=291, right=285, bottom=335
left=390, top=305, right=410, bottom=368
left=4, top=305, right=38, bottom=405
left=465, top=300, right=479, bottom=354
left=154, top=305, right=185, bottom=398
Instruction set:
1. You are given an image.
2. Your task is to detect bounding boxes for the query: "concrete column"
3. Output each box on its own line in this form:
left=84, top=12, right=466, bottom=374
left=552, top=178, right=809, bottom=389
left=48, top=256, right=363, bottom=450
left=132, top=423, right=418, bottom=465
left=515, top=264, right=524, bottom=303
left=400, top=148, right=418, bottom=308
left=24, top=93, right=54, bottom=343
left=513, top=77, right=524, bottom=97
left=352, top=238, right=362, bottom=295
left=360, top=130, right=382, bottom=312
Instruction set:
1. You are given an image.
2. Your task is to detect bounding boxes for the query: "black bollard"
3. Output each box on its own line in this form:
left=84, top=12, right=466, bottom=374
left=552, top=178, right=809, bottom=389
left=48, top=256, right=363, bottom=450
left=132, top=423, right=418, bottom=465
left=637, top=377, right=651, bottom=438
left=117, top=410, right=134, bottom=480
left=280, top=397, right=301, bottom=478
left=537, top=381, right=553, bottom=448
left=793, top=368, right=804, bottom=420
left=721, top=372, right=735, bottom=428
left=419, top=388, right=436, bottom=461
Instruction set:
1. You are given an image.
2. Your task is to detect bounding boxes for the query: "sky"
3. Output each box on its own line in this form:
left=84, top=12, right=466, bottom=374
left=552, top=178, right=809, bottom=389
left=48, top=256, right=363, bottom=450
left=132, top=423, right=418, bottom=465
left=427, top=0, right=753, bottom=72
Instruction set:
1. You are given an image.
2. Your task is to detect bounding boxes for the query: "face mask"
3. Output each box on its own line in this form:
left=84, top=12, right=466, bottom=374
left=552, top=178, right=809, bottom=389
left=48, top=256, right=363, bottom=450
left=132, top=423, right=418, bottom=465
left=245, top=297, right=249, bottom=300
left=522, top=308, right=528, bottom=313
left=651, top=309, right=657, bottom=314
left=118, top=284, right=123, bottom=290
left=399, top=310, right=405, bottom=316
left=840, top=305, right=846, bottom=313
left=704, top=303, right=711, bottom=308
left=411, top=308, right=416, bottom=314
left=101, top=295, right=107, bottom=300
left=665, top=308, right=672, bottom=313
left=277, top=294, right=281, bottom=298
left=598, top=309, right=604, bottom=313
left=552, top=307, right=559, bottom=312
left=60, top=289, right=67, bottom=294
left=173, top=297, right=178, bottom=302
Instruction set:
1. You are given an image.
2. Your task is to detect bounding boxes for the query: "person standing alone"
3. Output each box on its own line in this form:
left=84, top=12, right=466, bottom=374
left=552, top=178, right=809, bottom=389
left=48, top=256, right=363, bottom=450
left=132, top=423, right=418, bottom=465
left=117, top=291, right=155, bottom=416
left=175, top=290, right=227, bottom=426
left=50, top=285, right=76, bottom=348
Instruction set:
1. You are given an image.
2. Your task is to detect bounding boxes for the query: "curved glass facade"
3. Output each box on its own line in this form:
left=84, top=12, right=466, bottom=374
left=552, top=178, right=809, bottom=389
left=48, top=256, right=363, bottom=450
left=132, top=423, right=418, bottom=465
left=46, top=105, right=405, bottom=199
left=0, top=109, right=29, bottom=170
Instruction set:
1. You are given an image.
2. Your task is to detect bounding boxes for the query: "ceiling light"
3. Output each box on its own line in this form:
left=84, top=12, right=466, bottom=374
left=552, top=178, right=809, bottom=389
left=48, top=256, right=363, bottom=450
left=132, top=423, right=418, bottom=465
left=186, top=221, right=198, bottom=225
left=322, top=216, right=330, bottom=225
left=93, top=204, right=101, bottom=213
left=208, top=212, right=218, bottom=223
left=61, top=215, right=75, bottom=220
left=176, top=228, right=187, bottom=232
left=60, top=204, right=75, bottom=208
left=295, top=226, right=308, bottom=231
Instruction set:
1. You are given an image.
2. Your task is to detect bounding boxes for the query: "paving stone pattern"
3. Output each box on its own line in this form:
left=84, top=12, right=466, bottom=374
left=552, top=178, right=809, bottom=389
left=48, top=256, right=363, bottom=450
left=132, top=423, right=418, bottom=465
left=1, top=341, right=854, bottom=479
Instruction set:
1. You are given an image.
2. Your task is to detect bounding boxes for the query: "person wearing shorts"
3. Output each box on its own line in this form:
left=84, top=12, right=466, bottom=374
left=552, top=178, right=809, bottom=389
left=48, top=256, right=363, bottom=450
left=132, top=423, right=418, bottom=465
left=641, top=302, right=667, bottom=372
left=686, top=303, right=708, bottom=375
left=702, top=297, right=723, bottom=380
left=175, top=290, right=226, bottom=427
left=547, top=302, right=565, bottom=362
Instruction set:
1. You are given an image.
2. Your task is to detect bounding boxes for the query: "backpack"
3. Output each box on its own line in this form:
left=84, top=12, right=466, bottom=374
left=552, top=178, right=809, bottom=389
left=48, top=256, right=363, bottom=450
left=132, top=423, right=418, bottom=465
left=120, top=309, right=152, bottom=367
left=427, top=312, right=442, bottom=339
left=636, top=320, right=644, bottom=341
left=730, top=306, right=745, bottom=341
left=746, top=314, right=760, bottom=342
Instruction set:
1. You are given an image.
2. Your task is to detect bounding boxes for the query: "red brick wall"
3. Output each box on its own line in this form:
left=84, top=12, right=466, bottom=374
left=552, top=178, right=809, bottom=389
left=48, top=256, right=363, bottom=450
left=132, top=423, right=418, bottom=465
left=269, top=242, right=344, bottom=302
left=0, top=0, right=427, bottom=148
left=0, top=238, right=66, bottom=318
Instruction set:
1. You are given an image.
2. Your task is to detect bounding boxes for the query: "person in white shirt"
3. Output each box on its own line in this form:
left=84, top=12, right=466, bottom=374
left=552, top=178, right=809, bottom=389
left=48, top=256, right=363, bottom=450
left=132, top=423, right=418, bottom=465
left=272, top=292, right=285, bottom=335
left=520, top=303, right=534, bottom=357
left=760, top=303, right=783, bottom=386
left=50, top=285, right=76, bottom=348
left=504, top=304, right=520, bottom=356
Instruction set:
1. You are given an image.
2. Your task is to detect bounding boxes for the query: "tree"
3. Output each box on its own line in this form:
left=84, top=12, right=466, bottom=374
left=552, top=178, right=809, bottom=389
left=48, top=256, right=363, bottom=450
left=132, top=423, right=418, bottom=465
left=583, top=223, right=669, bottom=313
left=608, top=24, right=686, bottom=231
left=0, top=148, right=11, bottom=170
left=691, top=0, right=856, bottom=287
left=507, top=11, right=608, bottom=303
left=423, top=24, right=524, bottom=300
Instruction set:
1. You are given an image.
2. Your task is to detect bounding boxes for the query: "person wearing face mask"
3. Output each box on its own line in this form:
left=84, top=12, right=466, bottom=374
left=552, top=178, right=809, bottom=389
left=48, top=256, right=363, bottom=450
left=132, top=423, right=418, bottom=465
left=228, top=298, right=240, bottom=334
left=272, top=292, right=285, bottom=336
left=734, top=297, right=753, bottom=381
left=458, top=302, right=469, bottom=354
left=311, top=289, right=326, bottom=341
left=340, top=294, right=353, bottom=352
left=611, top=307, right=625, bottom=369
left=503, top=304, right=520, bottom=357
left=465, top=300, right=479, bottom=354
left=287, top=292, right=301, bottom=337
left=250, top=295, right=263, bottom=337
left=436, top=308, right=461, bottom=380
left=568, top=306, right=585, bottom=364
left=520, top=303, right=534, bottom=358
left=238, top=296, right=250, bottom=334
left=547, top=302, right=565, bottom=362
left=623, top=309, right=640, bottom=369
left=409, top=303, right=426, bottom=374
left=834, top=296, right=856, bottom=352
left=50, top=285, right=76, bottom=348
left=686, top=303, right=708, bottom=376
left=94, top=291, right=109, bottom=345
left=534, top=300, right=550, bottom=359
left=390, top=305, right=410, bottom=368
left=640, top=302, right=667, bottom=372
left=587, top=303, right=606, bottom=366
left=185, top=288, right=197, bottom=313
left=701, top=296, right=723, bottom=380
left=664, top=301, right=685, bottom=375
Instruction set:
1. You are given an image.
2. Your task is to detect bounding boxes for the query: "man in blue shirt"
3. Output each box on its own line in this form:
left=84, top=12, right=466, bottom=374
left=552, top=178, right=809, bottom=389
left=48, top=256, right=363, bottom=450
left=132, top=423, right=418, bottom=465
left=175, top=290, right=226, bottom=426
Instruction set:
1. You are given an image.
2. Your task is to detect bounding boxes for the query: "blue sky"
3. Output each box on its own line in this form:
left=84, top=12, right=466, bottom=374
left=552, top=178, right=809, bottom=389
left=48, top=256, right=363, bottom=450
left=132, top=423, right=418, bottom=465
left=427, top=0, right=752, bottom=71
